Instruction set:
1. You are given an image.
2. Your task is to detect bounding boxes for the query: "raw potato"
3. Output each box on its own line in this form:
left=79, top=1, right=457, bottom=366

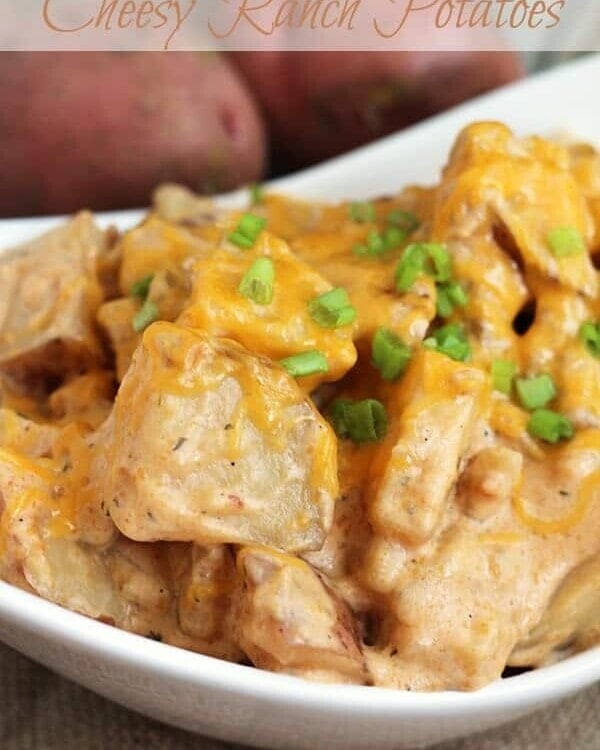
left=230, top=51, right=523, bottom=168
left=0, top=53, right=266, bottom=217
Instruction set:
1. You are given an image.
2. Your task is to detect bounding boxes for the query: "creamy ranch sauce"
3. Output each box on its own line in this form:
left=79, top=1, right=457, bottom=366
left=0, top=122, right=598, bottom=691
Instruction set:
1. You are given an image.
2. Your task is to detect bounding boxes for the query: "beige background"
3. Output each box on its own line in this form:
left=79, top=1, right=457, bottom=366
left=1, top=643, right=598, bottom=750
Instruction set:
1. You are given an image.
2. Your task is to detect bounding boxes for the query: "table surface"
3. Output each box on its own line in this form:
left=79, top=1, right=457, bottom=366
left=1, top=643, right=598, bottom=750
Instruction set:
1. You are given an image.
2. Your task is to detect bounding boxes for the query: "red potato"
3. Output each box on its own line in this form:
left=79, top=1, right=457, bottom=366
left=0, top=53, right=266, bottom=217
left=229, top=51, right=524, bottom=169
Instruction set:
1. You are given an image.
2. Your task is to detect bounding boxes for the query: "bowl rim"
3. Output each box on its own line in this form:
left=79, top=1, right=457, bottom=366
left=2, top=577, right=599, bottom=716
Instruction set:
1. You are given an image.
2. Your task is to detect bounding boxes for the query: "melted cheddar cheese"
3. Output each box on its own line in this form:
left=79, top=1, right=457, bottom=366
left=0, top=122, right=599, bottom=692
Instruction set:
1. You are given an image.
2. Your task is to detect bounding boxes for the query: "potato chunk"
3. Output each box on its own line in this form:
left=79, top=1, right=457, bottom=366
left=289, top=188, right=438, bottom=352
left=0, top=453, right=239, bottom=659
left=368, top=350, right=489, bottom=545
left=434, top=122, right=596, bottom=297
left=97, top=263, right=191, bottom=382
left=96, top=322, right=338, bottom=551
left=178, top=231, right=357, bottom=389
left=510, top=554, right=600, bottom=667
left=49, top=371, right=115, bottom=429
left=0, top=213, right=108, bottom=389
left=96, top=298, right=140, bottom=382
left=234, top=546, right=366, bottom=683
left=118, top=216, right=212, bottom=297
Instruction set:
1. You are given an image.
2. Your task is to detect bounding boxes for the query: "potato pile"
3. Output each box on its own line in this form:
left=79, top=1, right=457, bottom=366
left=0, top=51, right=523, bottom=217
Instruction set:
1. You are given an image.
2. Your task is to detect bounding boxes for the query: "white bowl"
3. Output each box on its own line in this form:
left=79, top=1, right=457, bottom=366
left=1, top=53, right=599, bottom=750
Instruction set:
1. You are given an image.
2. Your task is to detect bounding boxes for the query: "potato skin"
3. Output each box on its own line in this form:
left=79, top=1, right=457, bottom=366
left=0, top=52, right=266, bottom=217
left=230, top=51, right=524, bottom=169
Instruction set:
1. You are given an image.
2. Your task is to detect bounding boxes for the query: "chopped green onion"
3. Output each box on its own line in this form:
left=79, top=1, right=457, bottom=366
left=308, top=287, right=357, bottom=328
left=249, top=183, right=265, bottom=205
left=387, top=209, right=420, bottom=235
left=423, top=324, right=471, bottom=362
left=436, top=281, right=469, bottom=318
left=546, top=226, right=586, bottom=257
left=395, top=243, right=429, bottom=292
left=382, top=226, right=405, bottom=251
left=491, top=359, right=517, bottom=395
left=228, top=231, right=255, bottom=249
left=132, top=299, right=159, bottom=333
left=395, top=243, right=452, bottom=292
left=425, top=243, right=452, bottom=283
left=280, top=351, right=329, bottom=378
left=354, top=227, right=406, bottom=257
left=580, top=321, right=600, bottom=359
left=348, top=201, right=376, bottom=224
left=353, top=230, right=382, bottom=257
left=238, top=257, right=275, bottom=305
left=329, top=398, right=388, bottom=443
left=446, top=280, right=469, bottom=307
left=515, top=374, right=557, bottom=411
left=238, top=213, right=266, bottom=237
left=436, top=285, right=454, bottom=319
left=131, top=274, right=154, bottom=300
left=527, top=409, right=574, bottom=444
left=369, top=230, right=386, bottom=255
left=372, top=327, right=412, bottom=381
left=228, top=213, right=266, bottom=249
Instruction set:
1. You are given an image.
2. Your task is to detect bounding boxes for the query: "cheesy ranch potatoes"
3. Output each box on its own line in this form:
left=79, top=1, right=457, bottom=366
left=0, top=122, right=598, bottom=691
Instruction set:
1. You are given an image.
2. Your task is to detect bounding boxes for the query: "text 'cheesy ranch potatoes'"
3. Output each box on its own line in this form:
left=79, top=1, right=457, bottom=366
left=0, top=122, right=599, bottom=691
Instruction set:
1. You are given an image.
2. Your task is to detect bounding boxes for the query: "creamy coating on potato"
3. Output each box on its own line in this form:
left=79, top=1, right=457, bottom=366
left=0, top=122, right=599, bottom=692
left=0, top=213, right=109, bottom=389
left=94, top=321, right=338, bottom=551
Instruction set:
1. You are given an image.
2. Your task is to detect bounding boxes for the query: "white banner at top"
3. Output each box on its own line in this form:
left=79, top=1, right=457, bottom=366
left=2, top=0, right=599, bottom=51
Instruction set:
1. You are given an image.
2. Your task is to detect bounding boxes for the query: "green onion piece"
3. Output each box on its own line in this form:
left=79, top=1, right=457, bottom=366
left=395, top=243, right=429, bottom=292
left=238, top=213, right=266, bottom=237
left=425, top=243, right=452, bottom=283
left=527, top=409, right=574, bottom=444
left=383, top=226, right=405, bottom=251
left=367, top=230, right=385, bottom=255
left=329, top=398, right=388, bottom=443
left=228, top=213, right=267, bottom=249
left=436, top=280, right=469, bottom=318
left=580, top=321, right=600, bottom=359
left=515, top=374, right=557, bottom=411
left=423, top=323, right=471, bottom=362
left=280, top=351, right=329, bottom=378
left=387, top=209, right=420, bottom=235
left=354, top=227, right=405, bottom=257
left=131, top=274, right=154, bottom=300
left=395, top=243, right=452, bottom=292
left=446, top=280, right=469, bottom=307
left=436, top=285, right=454, bottom=319
left=308, top=287, right=357, bottom=328
left=249, top=183, right=264, bottom=205
left=546, top=226, right=586, bottom=257
left=132, top=299, right=159, bottom=333
left=353, top=230, right=384, bottom=258
left=329, top=399, right=352, bottom=439
left=348, top=201, right=376, bottom=224
left=491, top=359, right=517, bottom=395
left=228, top=231, right=255, bottom=249
left=238, top=257, right=275, bottom=305
left=372, top=327, right=412, bottom=381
